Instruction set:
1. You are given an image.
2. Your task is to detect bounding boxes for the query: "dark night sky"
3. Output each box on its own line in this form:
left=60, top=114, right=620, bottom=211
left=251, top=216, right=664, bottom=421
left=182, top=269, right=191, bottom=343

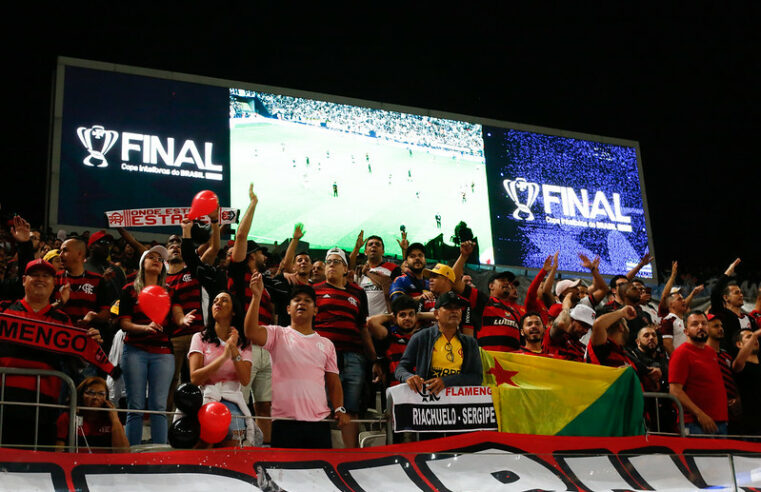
left=4, top=5, right=759, bottom=280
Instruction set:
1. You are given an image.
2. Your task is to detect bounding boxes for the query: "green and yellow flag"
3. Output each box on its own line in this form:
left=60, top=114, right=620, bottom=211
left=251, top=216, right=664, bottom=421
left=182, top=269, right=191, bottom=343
left=481, top=349, right=645, bottom=436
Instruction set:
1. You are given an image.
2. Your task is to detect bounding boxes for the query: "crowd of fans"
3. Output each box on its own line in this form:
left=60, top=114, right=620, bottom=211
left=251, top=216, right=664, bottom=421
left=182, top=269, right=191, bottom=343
left=0, top=183, right=759, bottom=452
left=229, top=89, right=484, bottom=158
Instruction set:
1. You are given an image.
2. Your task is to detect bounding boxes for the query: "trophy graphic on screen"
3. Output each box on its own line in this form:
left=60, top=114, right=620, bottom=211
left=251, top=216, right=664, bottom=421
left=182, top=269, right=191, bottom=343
left=503, top=177, right=540, bottom=221
left=76, top=125, right=119, bottom=168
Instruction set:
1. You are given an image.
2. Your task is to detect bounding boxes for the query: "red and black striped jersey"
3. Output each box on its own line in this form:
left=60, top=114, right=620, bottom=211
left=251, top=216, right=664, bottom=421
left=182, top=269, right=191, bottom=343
left=383, top=325, right=415, bottom=386
left=519, top=346, right=554, bottom=357
left=477, top=296, right=522, bottom=352
left=313, top=281, right=368, bottom=354
left=0, top=299, right=72, bottom=401
left=56, top=270, right=110, bottom=323
left=166, top=266, right=204, bottom=337
left=118, top=283, right=177, bottom=354
left=586, top=338, right=636, bottom=367
left=227, top=260, right=274, bottom=325
left=716, top=348, right=739, bottom=401
left=543, top=329, right=586, bottom=362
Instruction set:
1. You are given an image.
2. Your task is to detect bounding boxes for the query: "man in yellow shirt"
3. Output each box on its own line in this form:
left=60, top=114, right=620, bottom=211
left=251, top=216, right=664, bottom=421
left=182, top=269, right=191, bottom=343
left=395, top=291, right=483, bottom=395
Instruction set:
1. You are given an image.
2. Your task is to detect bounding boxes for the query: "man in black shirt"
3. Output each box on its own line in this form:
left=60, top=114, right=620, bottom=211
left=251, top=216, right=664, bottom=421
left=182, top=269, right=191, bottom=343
left=733, top=328, right=761, bottom=435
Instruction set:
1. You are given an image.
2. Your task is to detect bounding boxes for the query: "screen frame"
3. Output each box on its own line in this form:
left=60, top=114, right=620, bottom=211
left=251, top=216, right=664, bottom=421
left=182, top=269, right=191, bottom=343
left=49, top=56, right=656, bottom=279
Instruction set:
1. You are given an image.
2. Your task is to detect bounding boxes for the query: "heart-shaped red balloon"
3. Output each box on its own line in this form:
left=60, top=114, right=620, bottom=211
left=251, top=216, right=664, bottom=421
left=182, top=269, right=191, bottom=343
left=187, top=190, right=219, bottom=220
left=138, top=285, right=171, bottom=324
left=198, top=401, right=231, bottom=444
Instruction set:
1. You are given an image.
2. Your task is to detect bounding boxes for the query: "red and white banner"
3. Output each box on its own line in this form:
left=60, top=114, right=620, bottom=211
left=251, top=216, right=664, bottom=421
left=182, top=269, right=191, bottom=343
left=104, top=207, right=239, bottom=228
left=2, top=432, right=760, bottom=491
left=387, top=385, right=497, bottom=433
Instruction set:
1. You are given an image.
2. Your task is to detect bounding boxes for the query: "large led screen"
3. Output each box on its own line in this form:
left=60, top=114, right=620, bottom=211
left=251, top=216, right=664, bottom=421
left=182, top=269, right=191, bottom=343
left=483, top=128, right=651, bottom=277
left=229, top=90, right=492, bottom=261
left=51, top=59, right=654, bottom=277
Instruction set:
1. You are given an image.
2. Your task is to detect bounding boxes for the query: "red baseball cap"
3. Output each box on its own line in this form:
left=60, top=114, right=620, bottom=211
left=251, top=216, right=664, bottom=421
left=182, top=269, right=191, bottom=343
left=548, top=303, right=564, bottom=319
left=88, top=230, right=114, bottom=248
left=24, top=258, right=56, bottom=276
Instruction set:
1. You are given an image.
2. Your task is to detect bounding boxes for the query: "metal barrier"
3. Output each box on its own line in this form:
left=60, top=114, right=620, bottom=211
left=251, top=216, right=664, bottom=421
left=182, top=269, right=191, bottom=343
left=0, top=367, right=78, bottom=452
left=2, top=371, right=756, bottom=453
left=642, top=391, right=686, bottom=436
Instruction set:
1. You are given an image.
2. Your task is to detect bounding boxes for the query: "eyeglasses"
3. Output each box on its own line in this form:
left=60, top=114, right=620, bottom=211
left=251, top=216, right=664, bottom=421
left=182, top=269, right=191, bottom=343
left=84, top=390, right=107, bottom=398
left=325, top=259, right=345, bottom=266
left=444, top=342, right=454, bottom=362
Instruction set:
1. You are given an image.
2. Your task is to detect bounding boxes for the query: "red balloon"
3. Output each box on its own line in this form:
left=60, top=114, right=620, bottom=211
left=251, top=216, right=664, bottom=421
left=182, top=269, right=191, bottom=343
left=138, top=285, right=171, bottom=324
left=198, top=401, right=231, bottom=444
left=187, top=190, right=219, bottom=220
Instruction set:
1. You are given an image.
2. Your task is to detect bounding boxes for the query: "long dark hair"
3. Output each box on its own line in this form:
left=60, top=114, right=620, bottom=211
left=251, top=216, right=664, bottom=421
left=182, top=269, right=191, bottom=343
left=201, top=290, right=249, bottom=349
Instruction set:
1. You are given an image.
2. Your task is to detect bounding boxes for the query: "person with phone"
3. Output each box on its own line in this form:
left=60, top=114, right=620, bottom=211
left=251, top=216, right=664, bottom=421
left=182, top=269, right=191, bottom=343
left=55, top=377, right=129, bottom=452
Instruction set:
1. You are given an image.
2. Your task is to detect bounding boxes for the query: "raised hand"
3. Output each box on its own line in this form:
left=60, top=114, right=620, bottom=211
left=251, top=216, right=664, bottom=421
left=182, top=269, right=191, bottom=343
left=639, top=252, right=653, bottom=266
left=579, top=253, right=593, bottom=270
left=248, top=183, right=258, bottom=206
left=725, top=258, right=741, bottom=276
left=460, top=240, right=475, bottom=257
left=293, top=223, right=305, bottom=240
left=355, top=230, right=365, bottom=250
left=249, top=271, right=264, bottom=299
left=542, top=254, right=554, bottom=272
left=180, top=218, right=193, bottom=237
left=10, top=216, right=31, bottom=243
left=396, top=230, right=409, bottom=251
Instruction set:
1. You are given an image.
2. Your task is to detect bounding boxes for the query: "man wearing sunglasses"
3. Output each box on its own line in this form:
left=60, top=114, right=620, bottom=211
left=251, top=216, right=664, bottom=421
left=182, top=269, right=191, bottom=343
left=395, top=291, right=483, bottom=396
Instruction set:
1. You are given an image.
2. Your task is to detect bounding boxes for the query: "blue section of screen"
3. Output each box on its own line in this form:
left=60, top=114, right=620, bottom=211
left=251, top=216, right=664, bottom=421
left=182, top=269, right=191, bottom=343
left=483, top=128, right=651, bottom=277
left=59, top=67, right=230, bottom=230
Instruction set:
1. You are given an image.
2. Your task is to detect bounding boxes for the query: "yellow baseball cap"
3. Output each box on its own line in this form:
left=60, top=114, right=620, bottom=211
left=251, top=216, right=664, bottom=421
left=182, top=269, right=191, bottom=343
left=43, top=249, right=60, bottom=262
left=425, top=263, right=455, bottom=283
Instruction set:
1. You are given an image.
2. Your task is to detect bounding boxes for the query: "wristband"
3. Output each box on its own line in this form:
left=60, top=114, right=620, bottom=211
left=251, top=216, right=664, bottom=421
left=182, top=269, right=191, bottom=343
left=210, top=219, right=218, bottom=223
left=233, top=354, right=242, bottom=362
left=334, top=406, right=346, bottom=415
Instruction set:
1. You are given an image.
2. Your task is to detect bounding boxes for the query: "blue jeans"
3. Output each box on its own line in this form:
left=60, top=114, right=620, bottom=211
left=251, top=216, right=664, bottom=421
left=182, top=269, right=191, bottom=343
left=686, top=421, right=728, bottom=437
left=122, top=344, right=175, bottom=445
left=338, top=351, right=366, bottom=414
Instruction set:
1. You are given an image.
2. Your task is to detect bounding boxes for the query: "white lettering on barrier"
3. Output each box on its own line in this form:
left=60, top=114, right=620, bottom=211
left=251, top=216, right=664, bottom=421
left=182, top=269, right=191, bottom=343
left=421, top=448, right=568, bottom=491
left=346, top=462, right=422, bottom=492
left=259, top=466, right=341, bottom=492
left=83, top=472, right=261, bottom=492
left=0, top=472, right=56, bottom=491
left=628, top=455, right=708, bottom=490
left=563, top=456, right=642, bottom=491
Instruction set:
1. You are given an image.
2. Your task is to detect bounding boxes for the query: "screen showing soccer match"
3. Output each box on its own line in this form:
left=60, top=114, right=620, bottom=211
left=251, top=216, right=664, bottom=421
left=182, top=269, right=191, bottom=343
left=51, top=58, right=653, bottom=277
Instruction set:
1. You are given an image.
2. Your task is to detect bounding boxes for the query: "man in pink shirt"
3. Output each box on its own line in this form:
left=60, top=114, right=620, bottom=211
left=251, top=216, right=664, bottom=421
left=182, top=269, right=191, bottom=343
left=245, top=275, right=350, bottom=448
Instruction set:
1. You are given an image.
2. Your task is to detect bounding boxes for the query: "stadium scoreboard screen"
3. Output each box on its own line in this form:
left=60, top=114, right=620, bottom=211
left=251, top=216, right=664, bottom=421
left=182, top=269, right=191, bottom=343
left=51, top=58, right=654, bottom=278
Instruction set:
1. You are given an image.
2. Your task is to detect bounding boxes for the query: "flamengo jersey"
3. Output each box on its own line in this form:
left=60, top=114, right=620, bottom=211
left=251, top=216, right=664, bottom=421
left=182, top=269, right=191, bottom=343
left=716, top=349, right=739, bottom=401
left=56, top=270, right=110, bottom=323
left=118, top=283, right=176, bottom=354
left=166, top=266, right=204, bottom=337
left=478, top=297, right=522, bottom=352
left=543, top=329, right=586, bottom=362
left=586, top=338, right=636, bottom=367
left=382, top=325, right=414, bottom=386
left=313, top=281, right=369, bottom=354
left=227, top=260, right=274, bottom=325
left=0, top=299, right=72, bottom=401
left=659, top=312, right=686, bottom=349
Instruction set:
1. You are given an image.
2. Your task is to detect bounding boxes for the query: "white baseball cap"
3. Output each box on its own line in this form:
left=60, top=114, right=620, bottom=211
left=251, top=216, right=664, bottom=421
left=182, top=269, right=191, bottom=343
left=570, top=304, right=596, bottom=327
